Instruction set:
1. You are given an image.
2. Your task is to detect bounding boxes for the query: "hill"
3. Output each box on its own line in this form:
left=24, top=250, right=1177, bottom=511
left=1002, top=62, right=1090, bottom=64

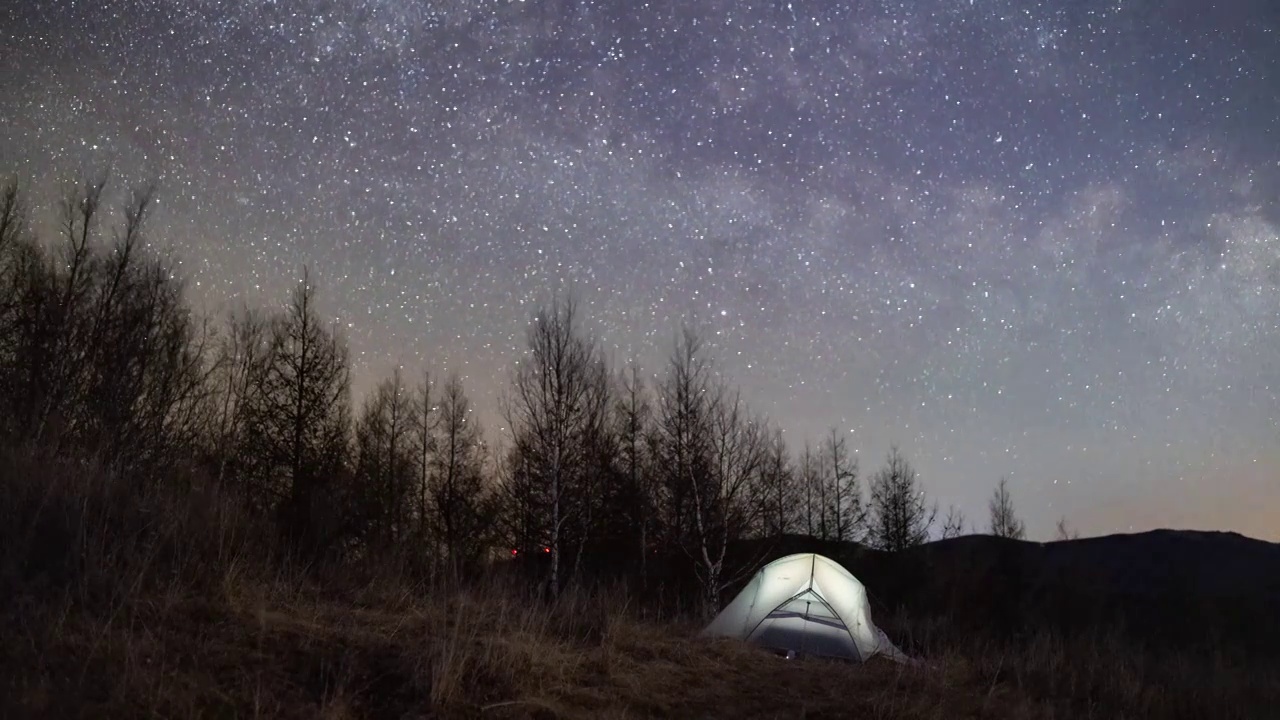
left=729, top=530, right=1280, bottom=659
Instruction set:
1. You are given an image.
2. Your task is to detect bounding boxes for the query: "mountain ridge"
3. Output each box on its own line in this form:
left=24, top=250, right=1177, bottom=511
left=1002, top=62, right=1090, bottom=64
left=725, top=527, right=1280, bottom=659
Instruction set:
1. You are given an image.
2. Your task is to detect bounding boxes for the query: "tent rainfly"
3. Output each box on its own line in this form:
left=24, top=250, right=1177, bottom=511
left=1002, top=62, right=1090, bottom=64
left=701, top=553, right=912, bottom=664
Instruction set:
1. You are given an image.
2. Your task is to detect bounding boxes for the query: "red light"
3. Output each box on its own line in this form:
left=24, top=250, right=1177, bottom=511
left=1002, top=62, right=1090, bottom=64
left=543, top=547, right=550, bottom=553
left=511, top=549, right=518, bottom=556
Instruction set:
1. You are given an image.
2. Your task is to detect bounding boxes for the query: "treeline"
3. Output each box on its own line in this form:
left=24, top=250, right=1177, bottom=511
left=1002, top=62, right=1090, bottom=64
left=0, top=175, right=1053, bottom=614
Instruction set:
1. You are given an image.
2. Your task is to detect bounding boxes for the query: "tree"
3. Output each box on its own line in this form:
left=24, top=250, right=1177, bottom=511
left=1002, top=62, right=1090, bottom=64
left=651, top=325, right=765, bottom=615
left=0, top=180, right=29, bottom=433
left=32, top=174, right=109, bottom=444
left=209, top=304, right=272, bottom=486
left=0, top=176, right=211, bottom=476
left=0, top=180, right=22, bottom=258
left=352, top=369, right=416, bottom=552
left=567, top=353, right=614, bottom=582
left=431, top=372, right=491, bottom=581
left=822, top=427, right=866, bottom=542
left=240, top=270, right=353, bottom=554
left=867, top=445, right=936, bottom=552
left=941, top=505, right=967, bottom=539
left=495, top=433, right=545, bottom=579
left=691, top=381, right=763, bottom=616
left=652, top=326, right=715, bottom=605
left=502, top=293, right=602, bottom=598
left=988, top=476, right=1026, bottom=540
left=798, top=441, right=822, bottom=537
left=0, top=180, right=27, bottom=320
left=0, top=243, right=55, bottom=440
left=1055, top=516, right=1080, bottom=541
left=752, top=426, right=796, bottom=538
left=408, top=370, right=439, bottom=555
left=609, top=363, right=654, bottom=584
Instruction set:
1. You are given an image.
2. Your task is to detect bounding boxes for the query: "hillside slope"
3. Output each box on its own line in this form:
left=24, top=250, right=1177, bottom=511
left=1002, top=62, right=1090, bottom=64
left=729, top=530, right=1280, bottom=658
left=3, top=446, right=1276, bottom=719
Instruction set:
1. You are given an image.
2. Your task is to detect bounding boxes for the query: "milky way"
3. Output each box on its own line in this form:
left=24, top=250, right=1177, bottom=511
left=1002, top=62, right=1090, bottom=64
left=2, top=0, right=1277, bottom=540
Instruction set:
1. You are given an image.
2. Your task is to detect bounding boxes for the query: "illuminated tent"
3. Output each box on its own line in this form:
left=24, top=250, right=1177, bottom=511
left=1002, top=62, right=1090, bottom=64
left=701, top=553, right=911, bottom=664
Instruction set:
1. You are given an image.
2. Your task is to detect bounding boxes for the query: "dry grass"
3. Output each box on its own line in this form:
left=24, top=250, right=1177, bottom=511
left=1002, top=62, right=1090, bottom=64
left=1, top=448, right=1276, bottom=719
left=2, top=584, right=1005, bottom=720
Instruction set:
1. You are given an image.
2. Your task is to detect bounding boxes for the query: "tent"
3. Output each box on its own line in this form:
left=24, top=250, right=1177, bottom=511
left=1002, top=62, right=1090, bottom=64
left=701, top=552, right=912, bottom=664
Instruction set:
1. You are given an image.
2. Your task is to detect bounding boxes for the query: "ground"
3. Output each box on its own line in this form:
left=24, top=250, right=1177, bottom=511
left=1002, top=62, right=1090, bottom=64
left=4, top=577, right=1274, bottom=720
left=2, top=450, right=1275, bottom=719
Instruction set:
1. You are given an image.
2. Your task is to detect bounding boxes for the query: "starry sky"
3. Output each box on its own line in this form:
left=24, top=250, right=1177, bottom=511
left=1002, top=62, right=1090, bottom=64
left=2, top=0, right=1277, bottom=541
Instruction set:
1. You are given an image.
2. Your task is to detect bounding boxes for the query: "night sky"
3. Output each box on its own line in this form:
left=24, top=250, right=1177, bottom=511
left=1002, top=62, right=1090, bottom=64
left=2, top=1, right=1277, bottom=541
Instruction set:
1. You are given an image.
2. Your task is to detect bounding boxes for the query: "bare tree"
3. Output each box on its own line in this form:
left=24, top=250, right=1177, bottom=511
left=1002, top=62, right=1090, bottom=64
left=209, top=304, right=271, bottom=485
left=353, top=369, right=416, bottom=552
left=988, top=476, right=1026, bottom=540
left=649, top=324, right=765, bottom=614
left=0, top=179, right=32, bottom=433
left=432, top=372, right=490, bottom=582
left=1055, top=516, right=1080, bottom=541
left=110, top=260, right=214, bottom=477
left=690, top=382, right=763, bottom=616
left=0, top=185, right=57, bottom=438
left=502, top=293, right=601, bottom=598
left=752, top=426, right=796, bottom=538
left=35, top=174, right=109, bottom=443
left=495, top=435, right=547, bottom=575
left=0, top=181, right=25, bottom=299
left=611, top=363, right=654, bottom=585
left=567, top=353, right=613, bottom=583
left=241, top=270, right=352, bottom=554
left=941, top=505, right=967, bottom=539
left=867, top=445, right=936, bottom=552
left=0, top=177, right=213, bottom=476
left=408, top=370, right=438, bottom=556
left=653, top=326, right=714, bottom=568
left=797, top=441, right=822, bottom=538
left=0, top=180, right=22, bottom=255
left=822, top=427, right=866, bottom=542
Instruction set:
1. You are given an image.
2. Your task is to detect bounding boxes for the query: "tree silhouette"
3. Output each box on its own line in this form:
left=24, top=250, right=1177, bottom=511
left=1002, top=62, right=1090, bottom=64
left=798, top=441, right=821, bottom=537
left=0, top=179, right=43, bottom=438
left=822, top=427, right=866, bottom=542
left=1055, top=515, right=1080, bottom=541
left=691, top=384, right=764, bottom=615
left=3, top=166, right=1137, bottom=607
left=651, top=327, right=709, bottom=560
left=867, top=445, right=936, bottom=551
left=941, top=505, right=967, bottom=539
left=0, top=176, right=209, bottom=477
left=240, top=270, right=353, bottom=555
left=209, top=305, right=271, bottom=487
left=988, top=476, right=1026, bottom=540
left=353, top=368, right=416, bottom=552
left=431, top=372, right=491, bottom=582
left=404, top=370, right=439, bottom=566
left=608, top=363, right=655, bottom=585
left=502, top=293, right=602, bottom=598
left=752, top=426, right=796, bottom=538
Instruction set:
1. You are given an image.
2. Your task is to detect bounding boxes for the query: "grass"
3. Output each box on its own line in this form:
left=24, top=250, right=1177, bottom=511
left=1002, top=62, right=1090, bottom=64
left=1, top=447, right=1276, bottom=719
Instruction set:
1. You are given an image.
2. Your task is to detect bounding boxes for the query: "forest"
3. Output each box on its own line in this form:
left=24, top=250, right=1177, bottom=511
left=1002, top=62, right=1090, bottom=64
left=0, top=175, right=1039, bottom=610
